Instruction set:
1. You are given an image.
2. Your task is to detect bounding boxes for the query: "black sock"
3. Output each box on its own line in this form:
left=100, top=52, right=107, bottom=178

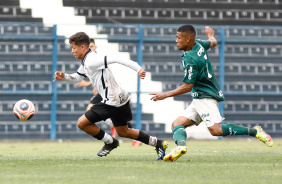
left=156, top=140, right=163, bottom=147
left=93, top=129, right=105, bottom=140
left=136, top=131, right=150, bottom=144
left=127, top=122, right=133, bottom=128
left=249, top=128, right=257, bottom=137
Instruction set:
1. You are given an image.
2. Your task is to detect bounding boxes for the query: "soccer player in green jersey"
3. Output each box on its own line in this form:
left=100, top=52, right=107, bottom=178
left=150, top=25, right=273, bottom=162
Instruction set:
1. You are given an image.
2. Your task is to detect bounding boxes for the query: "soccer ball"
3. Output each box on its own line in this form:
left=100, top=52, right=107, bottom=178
left=13, top=99, right=35, bottom=121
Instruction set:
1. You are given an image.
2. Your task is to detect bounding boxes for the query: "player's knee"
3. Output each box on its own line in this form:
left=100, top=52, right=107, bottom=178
left=86, top=104, right=93, bottom=111
left=209, top=127, right=222, bottom=136
left=209, top=129, right=217, bottom=136
left=115, top=128, right=131, bottom=137
left=208, top=123, right=223, bottom=136
left=77, top=117, right=87, bottom=130
left=116, top=130, right=127, bottom=137
left=171, top=121, right=179, bottom=129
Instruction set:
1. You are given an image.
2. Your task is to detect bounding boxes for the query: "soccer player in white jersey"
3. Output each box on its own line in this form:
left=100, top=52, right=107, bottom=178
left=77, top=38, right=118, bottom=138
left=53, top=32, right=167, bottom=159
left=150, top=25, right=273, bottom=162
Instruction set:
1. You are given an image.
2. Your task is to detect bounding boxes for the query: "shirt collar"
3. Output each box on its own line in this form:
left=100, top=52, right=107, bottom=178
left=81, top=49, right=92, bottom=66
left=182, top=42, right=198, bottom=57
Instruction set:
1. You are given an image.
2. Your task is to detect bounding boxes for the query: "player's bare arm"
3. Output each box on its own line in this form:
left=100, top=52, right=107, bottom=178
left=54, top=72, right=84, bottom=83
left=138, top=68, right=146, bottom=79
left=77, top=80, right=92, bottom=87
left=150, top=82, right=193, bottom=101
left=53, top=72, right=65, bottom=82
left=93, top=87, right=98, bottom=96
left=205, top=26, right=217, bottom=48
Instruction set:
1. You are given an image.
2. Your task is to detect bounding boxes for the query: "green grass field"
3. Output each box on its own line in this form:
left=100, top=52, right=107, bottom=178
left=0, top=139, right=281, bottom=184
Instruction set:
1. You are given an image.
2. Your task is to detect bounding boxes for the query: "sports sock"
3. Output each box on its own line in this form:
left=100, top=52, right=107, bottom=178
left=127, top=122, right=133, bottom=128
left=136, top=130, right=150, bottom=144
left=173, top=125, right=187, bottom=146
left=136, top=131, right=165, bottom=147
left=93, top=129, right=113, bottom=144
left=221, top=124, right=257, bottom=137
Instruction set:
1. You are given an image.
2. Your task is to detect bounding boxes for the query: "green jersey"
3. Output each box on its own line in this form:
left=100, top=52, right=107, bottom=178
left=181, top=40, right=224, bottom=101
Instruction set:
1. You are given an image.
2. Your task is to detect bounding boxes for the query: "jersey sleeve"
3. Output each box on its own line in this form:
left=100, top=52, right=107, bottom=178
left=62, top=64, right=86, bottom=83
left=196, top=39, right=211, bottom=50
left=106, top=55, right=141, bottom=72
left=182, top=61, right=198, bottom=84
left=86, top=53, right=141, bottom=72
left=77, top=65, right=87, bottom=78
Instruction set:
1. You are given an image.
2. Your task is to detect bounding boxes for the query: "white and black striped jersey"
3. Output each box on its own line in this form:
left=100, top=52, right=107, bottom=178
left=63, top=49, right=141, bottom=107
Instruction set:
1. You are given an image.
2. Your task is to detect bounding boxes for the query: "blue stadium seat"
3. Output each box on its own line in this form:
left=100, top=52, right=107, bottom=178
left=174, top=9, right=188, bottom=19
left=37, top=103, right=51, bottom=112
left=0, top=7, right=13, bottom=16
left=254, top=11, right=267, bottom=20
left=108, top=8, right=123, bottom=18
left=157, top=9, right=172, bottom=19
left=222, top=10, right=236, bottom=20
left=141, top=9, right=155, bottom=19
left=190, top=10, right=205, bottom=19
left=8, top=124, right=24, bottom=132
left=60, top=123, right=77, bottom=132
left=238, top=10, right=252, bottom=20
left=245, top=28, right=260, bottom=37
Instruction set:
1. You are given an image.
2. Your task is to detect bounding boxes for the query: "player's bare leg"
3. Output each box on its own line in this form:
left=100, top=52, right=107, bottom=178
left=86, top=103, right=94, bottom=111
left=77, top=115, right=119, bottom=157
left=77, top=115, right=101, bottom=135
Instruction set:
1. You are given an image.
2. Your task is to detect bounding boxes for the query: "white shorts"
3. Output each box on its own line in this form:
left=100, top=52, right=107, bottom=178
left=180, top=98, right=224, bottom=127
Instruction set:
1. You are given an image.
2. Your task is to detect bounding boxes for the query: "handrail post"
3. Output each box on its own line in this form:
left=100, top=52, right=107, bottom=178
left=135, top=24, right=143, bottom=130
left=218, top=26, right=225, bottom=140
left=50, top=25, right=58, bottom=140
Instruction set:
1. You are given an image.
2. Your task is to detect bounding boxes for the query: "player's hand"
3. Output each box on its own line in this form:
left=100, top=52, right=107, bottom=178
left=205, top=26, right=217, bottom=47
left=53, top=72, right=65, bottom=82
left=138, top=68, right=146, bottom=79
left=149, top=93, right=167, bottom=102
left=205, top=26, right=214, bottom=37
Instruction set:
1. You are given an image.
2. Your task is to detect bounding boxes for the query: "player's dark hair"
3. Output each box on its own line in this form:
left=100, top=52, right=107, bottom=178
left=69, top=32, right=90, bottom=46
left=90, top=38, right=95, bottom=44
left=177, top=25, right=196, bottom=37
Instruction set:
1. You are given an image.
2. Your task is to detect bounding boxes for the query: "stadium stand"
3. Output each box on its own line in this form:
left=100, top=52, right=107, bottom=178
left=63, top=0, right=282, bottom=25
left=0, top=2, right=166, bottom=138
left=0, top=0, right=281, bottom=139
left=0, top=0, right=42, bottom=22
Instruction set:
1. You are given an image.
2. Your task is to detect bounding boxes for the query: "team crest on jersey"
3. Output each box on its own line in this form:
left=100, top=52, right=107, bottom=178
left=181, top=60, right=185, bottom=69
left=119, top=90, right=129, bottom=104
left=84, top=66, right=91, bottom=76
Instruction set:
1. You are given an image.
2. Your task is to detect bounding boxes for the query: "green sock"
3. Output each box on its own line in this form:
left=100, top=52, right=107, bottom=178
left=172, top=125, right=187, bottom=146
left=221, top=124, right=257, bottom=137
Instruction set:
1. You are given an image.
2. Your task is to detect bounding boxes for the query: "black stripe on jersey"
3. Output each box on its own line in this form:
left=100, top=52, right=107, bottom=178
left=104, top=56, right=107, bottom=68
left=101, top=69, right=106, bottom=89
left=81, top=49, right=92, bottom=66
left=104, top=87, right=109, bottom=103
left=77, top=72, right=86, bottom=78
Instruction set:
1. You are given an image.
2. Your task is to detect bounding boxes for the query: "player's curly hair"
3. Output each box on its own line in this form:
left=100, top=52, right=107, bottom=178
left=177, top=25, right=196, bottom=37
left=69, top=32, right=90, bottom=46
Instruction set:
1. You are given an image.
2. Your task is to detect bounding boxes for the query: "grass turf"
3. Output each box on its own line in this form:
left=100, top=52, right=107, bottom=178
left=0, top=139, right=281, bottom=184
